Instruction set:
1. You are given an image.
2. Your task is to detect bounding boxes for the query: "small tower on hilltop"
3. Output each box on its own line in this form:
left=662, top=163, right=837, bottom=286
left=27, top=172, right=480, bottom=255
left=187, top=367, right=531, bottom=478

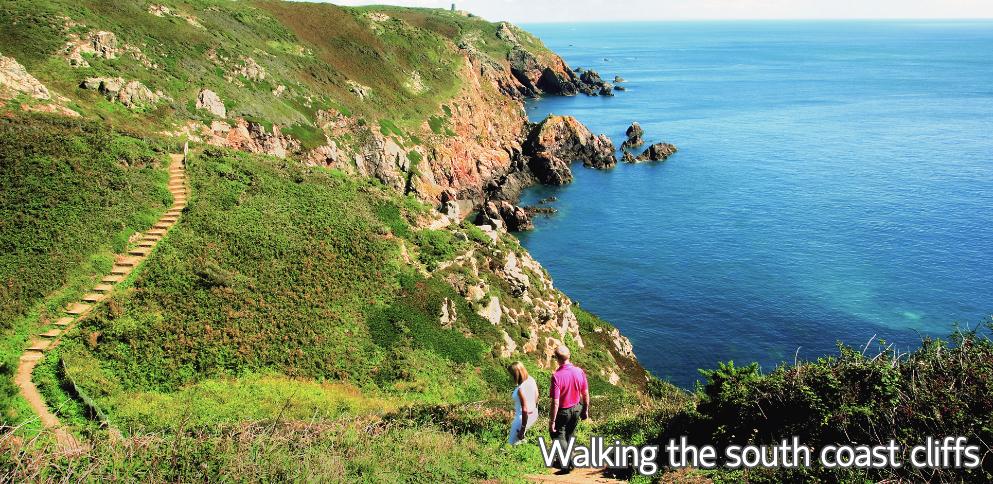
left=451, top=3, right=456, bottom=12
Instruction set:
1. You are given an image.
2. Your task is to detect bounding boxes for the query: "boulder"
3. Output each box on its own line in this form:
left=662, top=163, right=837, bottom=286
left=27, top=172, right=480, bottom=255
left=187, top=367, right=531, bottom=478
left=613, top=75, right=626, bottom=83
left=636, top=142, right=678, bottom=162
left=89, top=31, right=118, bottom=59
left=196, top=88, right=226, bottom=118
left=81, top=77, right=159, bottom=109
left=117, top=80, right=158, bottom=108
left=621, top=121, right=644, bottom=150
left=82, top=77, right=160, bottom=109
left=347, top=80, right=370, bottom=100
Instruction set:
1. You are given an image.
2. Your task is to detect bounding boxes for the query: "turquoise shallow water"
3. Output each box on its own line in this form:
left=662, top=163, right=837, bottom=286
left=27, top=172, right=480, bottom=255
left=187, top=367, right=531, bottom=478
left=517, top=21, right=993, bottom=388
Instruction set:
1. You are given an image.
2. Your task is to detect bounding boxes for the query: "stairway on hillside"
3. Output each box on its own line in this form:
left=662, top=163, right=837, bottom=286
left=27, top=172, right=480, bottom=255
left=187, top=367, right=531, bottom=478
left=14, top=152, right=188, bottom=449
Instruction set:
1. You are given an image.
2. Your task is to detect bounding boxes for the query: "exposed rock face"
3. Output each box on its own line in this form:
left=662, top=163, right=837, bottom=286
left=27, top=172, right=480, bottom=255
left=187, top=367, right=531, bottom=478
left=62, top=28, right=155, bottom=69
left=523, top=115, right=617, bottom=185
left=536, top=67, right=578, bottom=96
left=64, top=31, right=118, bottom=67
left=440, top=242, right=606, bottom=370
left=207, top=118, right=300, bottom=158
left=439, top=297, right=458, bottom=328
left=496, top=22, right=519, bottom=43
left=80, top=77, right=160, bottom=109
left=636, top=142, right=678, bottom=162
left=478, top=296, right=503, bottom=325
left=148, top=4, right=203, bottom=27
left=196, top=88, right=226, bottom=118
left=621, top=121, right=644, bottom=150
left=347, top=80, right=371, bottom=100
left=0, top=54, right=50, bottom=100
left=508, top=47, right=545, bottom=96
left=231, top=56, right=266, bottom=82
left=475, top=200, right=533, bottom=232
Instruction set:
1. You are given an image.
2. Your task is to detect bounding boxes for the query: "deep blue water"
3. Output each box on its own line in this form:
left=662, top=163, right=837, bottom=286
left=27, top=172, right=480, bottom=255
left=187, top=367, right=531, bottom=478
left=516, top=21, right=993, bottom=388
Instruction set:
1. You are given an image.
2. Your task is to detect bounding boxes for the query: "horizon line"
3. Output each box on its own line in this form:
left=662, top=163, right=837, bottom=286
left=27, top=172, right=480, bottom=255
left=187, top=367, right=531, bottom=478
left=513, top=17, right=993, bottom=25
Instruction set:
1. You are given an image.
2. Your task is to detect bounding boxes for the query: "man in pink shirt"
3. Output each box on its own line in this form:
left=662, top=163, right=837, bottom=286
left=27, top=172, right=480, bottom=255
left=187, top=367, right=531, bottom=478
left=548, top=344, right=590, bottom=472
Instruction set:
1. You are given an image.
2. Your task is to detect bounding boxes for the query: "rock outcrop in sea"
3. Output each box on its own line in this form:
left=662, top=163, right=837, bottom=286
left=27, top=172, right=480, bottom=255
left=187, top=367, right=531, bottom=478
left=636, top=142, right=678, bottom=162
left=622, top=121, right=644, bottom=150
left=523, top=115, right=617, bottom=185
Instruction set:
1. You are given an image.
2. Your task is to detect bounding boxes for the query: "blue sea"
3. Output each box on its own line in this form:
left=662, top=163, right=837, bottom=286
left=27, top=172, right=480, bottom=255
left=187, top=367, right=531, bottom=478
left=517, top=21, right=993, bottom=388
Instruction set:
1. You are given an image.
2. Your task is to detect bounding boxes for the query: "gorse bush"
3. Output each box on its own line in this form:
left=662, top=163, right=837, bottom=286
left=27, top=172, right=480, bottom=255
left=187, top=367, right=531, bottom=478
left=646, top=324, right=993, bottom=482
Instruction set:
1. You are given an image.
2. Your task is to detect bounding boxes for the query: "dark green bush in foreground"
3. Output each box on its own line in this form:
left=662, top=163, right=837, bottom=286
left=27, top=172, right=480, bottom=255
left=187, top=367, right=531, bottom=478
left=640, top=323, right=993, bottom=482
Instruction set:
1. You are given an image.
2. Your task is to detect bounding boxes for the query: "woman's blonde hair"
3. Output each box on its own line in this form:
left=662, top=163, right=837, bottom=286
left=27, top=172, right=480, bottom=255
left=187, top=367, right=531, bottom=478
left=507, top=362, right=529, bottom=385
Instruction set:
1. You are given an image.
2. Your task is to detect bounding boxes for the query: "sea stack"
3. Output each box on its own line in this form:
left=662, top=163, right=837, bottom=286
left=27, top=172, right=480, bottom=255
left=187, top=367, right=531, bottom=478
left=621, top=121, right=644, bottom=150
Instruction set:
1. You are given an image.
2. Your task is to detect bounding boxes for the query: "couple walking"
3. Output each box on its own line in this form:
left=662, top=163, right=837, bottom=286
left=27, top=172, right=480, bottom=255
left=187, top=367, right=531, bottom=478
left=507, top=345, right=589, bottom=470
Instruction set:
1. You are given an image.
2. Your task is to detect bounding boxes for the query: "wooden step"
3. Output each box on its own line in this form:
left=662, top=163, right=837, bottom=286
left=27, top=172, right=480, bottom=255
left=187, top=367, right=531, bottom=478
left=129, top=247, right=151, bottom=256
left=93, top=283, right=114, bottom=293
left=27, top=340, right=50, bottom=352
left=152, top=223, right=171, bottom=230
left=147, top=229, right=166, bottom=236
left=117, top=256, right=141, bottom=267
left=20, top=352, right=44, bottom=362
left=54, top=317, right=74, bottom=327
left=81, top=293, right=104, bottom=303
left=159, top=216, right=178, bottom=223
left=137, top=241, right=156, bottom=248
left=65, top=302, right=91, bottom=315
left=102, top=274, right=124, bottom=283
left=40, top=329, right=61, bottom=338
left=109, top=265, right=131, bottom=275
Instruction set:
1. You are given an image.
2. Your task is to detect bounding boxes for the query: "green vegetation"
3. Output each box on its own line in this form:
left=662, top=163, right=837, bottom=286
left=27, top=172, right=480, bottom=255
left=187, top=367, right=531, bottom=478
left=596, top=325, right=993, bottom=482
left=1, top=140, right=648, bottom=479
left=0, top=0, right=535, bottom=147
left=0, top=114, right=168, bottom=426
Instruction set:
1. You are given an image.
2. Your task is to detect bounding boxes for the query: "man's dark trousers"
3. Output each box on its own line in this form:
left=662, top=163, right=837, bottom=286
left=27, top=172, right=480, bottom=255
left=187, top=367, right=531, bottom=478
left=550, top=403, right=583, bottom=469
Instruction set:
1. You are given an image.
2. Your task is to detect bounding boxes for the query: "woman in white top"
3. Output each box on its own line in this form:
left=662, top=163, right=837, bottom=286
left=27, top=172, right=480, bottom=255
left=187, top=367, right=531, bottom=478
left=507, top=361, right=539, bottom=445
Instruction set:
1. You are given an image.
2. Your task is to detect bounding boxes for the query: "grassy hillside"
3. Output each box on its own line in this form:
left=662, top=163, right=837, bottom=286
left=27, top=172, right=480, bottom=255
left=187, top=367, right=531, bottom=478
left=0, top=125, right=653, bottom=478
left=0, top=114, right=170, bottom=428
left=0, top=2, right=652, bottom=479
left=0, top=0, right=545, bottom=139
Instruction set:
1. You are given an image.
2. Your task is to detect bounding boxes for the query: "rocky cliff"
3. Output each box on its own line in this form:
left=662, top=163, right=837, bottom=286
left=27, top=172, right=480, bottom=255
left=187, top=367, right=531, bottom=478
left=0, top=0, right=646, bottom=389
